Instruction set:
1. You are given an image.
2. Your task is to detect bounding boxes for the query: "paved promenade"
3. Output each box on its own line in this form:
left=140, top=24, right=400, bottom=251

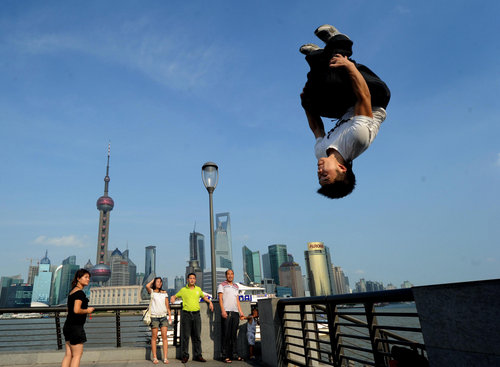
left=18, top=360, right=260, bottom=367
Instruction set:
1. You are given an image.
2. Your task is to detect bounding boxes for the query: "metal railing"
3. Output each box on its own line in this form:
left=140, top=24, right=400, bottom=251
left=276, top=289, right=426, bottom=367
left=0, top=304, right=182, bottom=352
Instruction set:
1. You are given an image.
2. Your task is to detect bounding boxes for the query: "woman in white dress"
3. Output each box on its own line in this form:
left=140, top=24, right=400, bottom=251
left=146, top=277, right=172, bottom=364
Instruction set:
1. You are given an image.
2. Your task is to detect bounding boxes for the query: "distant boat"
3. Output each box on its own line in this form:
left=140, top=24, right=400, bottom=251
left=11, top=313, right=42, bottom=319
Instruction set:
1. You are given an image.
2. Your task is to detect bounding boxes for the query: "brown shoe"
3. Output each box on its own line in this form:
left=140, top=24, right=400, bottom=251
left=194, top=356, right=207, bottom=362
left=181, top=356, right=189, bottom=363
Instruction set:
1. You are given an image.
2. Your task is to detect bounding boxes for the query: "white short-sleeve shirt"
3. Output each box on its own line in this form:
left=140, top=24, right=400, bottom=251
left=217, top=281, right=239, bottom=312
left=150, top=292, right=168, bottom=317
left=315, top=107, right=387, bottom=162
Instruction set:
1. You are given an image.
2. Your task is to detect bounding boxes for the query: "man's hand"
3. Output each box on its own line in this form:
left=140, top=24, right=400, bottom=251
left=209, top=302, right=214, bottom=312
left=329, top=54, right=355, bottom=70
left=221, top=310, right=227, bottom=319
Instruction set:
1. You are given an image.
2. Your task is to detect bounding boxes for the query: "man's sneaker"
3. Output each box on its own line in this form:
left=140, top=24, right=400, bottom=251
left=299, top=43, right=323, bottom=56
left=314, top=24, right=343, bottom=43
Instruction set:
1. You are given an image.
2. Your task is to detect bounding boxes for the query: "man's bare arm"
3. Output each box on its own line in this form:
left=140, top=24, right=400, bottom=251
left=330, top=54, right=372, bottom=118
left=304, top=107, right=326, bottom=139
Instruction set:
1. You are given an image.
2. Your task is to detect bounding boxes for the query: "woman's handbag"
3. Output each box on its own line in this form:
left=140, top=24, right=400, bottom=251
left=142, top=296, right=153, bottom=325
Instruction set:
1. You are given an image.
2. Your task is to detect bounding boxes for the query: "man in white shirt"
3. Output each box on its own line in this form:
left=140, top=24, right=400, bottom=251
left=304, top=52, right=387, bottom=199
left=217, top=269, right=244, bottom=363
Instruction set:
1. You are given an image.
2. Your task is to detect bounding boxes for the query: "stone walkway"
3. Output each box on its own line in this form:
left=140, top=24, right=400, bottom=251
left=19, top=360, right=261, bottom=367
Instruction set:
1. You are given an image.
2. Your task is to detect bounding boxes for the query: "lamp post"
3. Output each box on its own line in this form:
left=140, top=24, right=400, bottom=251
left=202, top=162, right=218, bottom=298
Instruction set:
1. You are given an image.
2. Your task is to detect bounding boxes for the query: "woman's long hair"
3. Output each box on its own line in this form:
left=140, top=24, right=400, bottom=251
left=152, top=277, right=163, bottom=291
left=71, top=269, right=91, bottom=289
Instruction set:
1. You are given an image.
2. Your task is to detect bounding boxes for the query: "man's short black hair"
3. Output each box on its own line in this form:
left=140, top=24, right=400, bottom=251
left=187, top=273, right=196, bottom=279
left=317, top=163, right=356, bottom=199
left=225, top=269, right=234, bottom=276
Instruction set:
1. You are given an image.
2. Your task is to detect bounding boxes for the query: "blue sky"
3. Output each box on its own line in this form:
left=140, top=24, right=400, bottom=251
left=1, top=0, right=499, bottom=289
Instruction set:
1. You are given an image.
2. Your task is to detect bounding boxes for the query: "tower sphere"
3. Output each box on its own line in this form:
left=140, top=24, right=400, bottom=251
left=90, top=263, right=111, bottom=283
left=97, top=196, right=114, bottom=212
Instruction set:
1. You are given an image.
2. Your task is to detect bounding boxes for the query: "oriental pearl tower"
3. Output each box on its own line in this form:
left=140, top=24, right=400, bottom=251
left=90, top=144, right=113, bottom=284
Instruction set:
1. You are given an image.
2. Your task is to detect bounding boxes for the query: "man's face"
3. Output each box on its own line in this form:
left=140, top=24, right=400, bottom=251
left=317, top=157, right=340, bottom=185
left=188, top=275, right=196, bottom=286
left=226, top=270, right=234, bottom=283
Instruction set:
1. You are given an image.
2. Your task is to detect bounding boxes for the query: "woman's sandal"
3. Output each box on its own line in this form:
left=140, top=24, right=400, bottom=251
left=152, top=357, right=159, bottom=364
left=224, top=358, right=232, bottom=363
left=163, top=359, right=169, bottom=364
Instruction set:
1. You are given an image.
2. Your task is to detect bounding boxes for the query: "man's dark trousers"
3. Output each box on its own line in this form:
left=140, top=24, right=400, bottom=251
left=181, top=310, right=202, bottom=359
left=221, top=311, right=240, bottom=359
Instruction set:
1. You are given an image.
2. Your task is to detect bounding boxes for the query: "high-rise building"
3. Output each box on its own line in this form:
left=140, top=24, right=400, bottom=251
left=401, top=281, right=413, bottom=289
left=141, top=245, right=156, bottom=299
left=355, top=278, right=367, bottom=293
left=27, top=260, right=39, bottom=285
left=332, top=265, right=349, bottom=295
left=366, top=281, right=384, bottom=292
left=242, top=246, right=262, bottom=285
left=91, top=145, right=113, bottom=284
left=57, top=256, right=80, bottom=304
left=279, top=262, right=305, bottom=297
left=268, top=244, right=288, bottom=285
left=174, top=276, right=184, bottom=293
left=109, top=248, right=132, bottom=286
left=50, top=265, right=63, bottom=305
left=304, top=242, right=335, bottom=296
left=215, top=212, right=233, bottom=269
left=262, top=253, right=272, bottom=279
left=190, top=230, right=206, bottom=271
left=0, top=275, right=23, bottom=307
left=5, top=283, right=33, bottom=308
left=31, top=251, right=53, bottom=306
left=122, top=249, right=137, bottom=285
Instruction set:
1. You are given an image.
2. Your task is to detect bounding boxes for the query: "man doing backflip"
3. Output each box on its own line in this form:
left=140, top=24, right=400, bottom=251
left=300, top=24, right=389, bottom=199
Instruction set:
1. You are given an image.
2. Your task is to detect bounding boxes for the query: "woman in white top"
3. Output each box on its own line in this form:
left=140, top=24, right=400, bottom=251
left=146, top=277, right=172, bottom=364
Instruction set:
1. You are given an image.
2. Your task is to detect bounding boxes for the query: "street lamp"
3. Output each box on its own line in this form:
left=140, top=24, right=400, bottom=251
left=202, top=162, right=218, bottom=298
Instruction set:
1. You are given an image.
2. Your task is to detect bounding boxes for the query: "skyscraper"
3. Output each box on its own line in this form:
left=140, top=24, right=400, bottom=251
left=91, top=144, right=113, bottom=284
left=262, top=253, right=272, bottom=279
left=174, top=276, right=184, bottom=293
left=142, top=245, right=156, bottom=299
left=279, top=262, right=305, bottom=297
left=109, top=248, right=133, bottom=286
left=332, top=265, right=349, bottom=295
left=190, top=230, right=206, bottom=271
left=215, top=212, right=233, bottom=269
left=304, top=242, right=335, bottom=296
left=57, top=256, right=80, bottom=304
left=31, top=251, right=53, bottom=306
left=242, top=246, right=262, bottom=284
left=268, top=244, right=288, bottom=285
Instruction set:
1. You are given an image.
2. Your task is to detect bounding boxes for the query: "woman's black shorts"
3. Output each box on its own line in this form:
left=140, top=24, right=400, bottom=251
left=63, top=323, right=87, bottom=345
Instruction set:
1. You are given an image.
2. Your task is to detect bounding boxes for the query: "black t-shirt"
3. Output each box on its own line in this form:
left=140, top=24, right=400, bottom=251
left=66, top=290, right=89, bottom=325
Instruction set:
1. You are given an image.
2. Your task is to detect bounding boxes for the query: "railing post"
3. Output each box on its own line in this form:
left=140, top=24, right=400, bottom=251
left=173, top=308, right=178, bottom=346
left=364, top=303, right=385, bottom=367
left=54, top=311, right=62, bottom=350
left=326, top=302, right=342, bottom=367
left=115, top=310, right=121, bottom=348
left=299, top=304, right=310, bottom=366
left=277, top=302, right=287, bottom=367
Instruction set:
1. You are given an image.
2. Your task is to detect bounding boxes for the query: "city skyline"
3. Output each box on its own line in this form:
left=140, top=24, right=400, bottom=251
left=1, top=1, right=499, bottom=289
